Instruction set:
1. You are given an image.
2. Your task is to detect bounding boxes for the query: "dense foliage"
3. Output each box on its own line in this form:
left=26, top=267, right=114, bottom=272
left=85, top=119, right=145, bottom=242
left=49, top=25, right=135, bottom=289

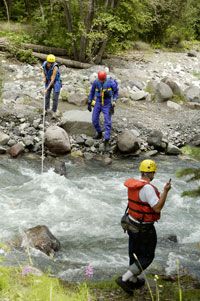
left=0, top=1, right=200, bottom=61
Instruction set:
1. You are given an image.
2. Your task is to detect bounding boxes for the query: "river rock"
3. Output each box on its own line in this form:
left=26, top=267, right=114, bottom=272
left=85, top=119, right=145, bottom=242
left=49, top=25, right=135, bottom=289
left=8, top=142, right=25, bottom=157
left=184, top=86, right=200, bottom=103
left=0, top=146, right=7, bottom=154
left=61, top=110, right=95, bottom=136
left=67, top=93, right=88, bottom=106
left=155, top=82, right=173, bottom=101
left=45, top=125, right=71, bottom=154
left=161, top=77, right=183, bottom=96
left=147, top=130, right=167, bottom=151
left=0, top=132, right=9, bottom=145
left=23, top=225, right=61, bottom=256
left=117, top=130, right=140, bottom=153
left=167, top=101, right=181, bottom=110
left=53, top=160, right=67, bottom=176
left=166, top=143, right=182, bottom=155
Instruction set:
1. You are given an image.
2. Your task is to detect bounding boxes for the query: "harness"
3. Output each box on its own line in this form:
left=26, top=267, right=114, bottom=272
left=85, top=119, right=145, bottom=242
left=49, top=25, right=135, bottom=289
left=42, top=61, right=61, bottom=83
left=95, top=79, right=113, bottom=105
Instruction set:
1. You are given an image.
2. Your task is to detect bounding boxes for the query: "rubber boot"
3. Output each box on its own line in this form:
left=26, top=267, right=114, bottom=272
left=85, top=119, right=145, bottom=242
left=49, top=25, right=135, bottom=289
left=104, top=139, right=110, bottom=152
left=93, top=132, right=102, bottom=139
left=127, top=277, right=145, bottom=289
left=115, top=277, right=133, bottom=295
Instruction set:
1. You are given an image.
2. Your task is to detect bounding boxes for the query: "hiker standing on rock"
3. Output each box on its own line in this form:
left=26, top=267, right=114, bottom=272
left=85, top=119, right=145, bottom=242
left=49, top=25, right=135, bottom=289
left=42, top=54, right=62, bottom=117
left=116, top=159, right=171, bottom=295
left=88, top=70, right=119, bottom=152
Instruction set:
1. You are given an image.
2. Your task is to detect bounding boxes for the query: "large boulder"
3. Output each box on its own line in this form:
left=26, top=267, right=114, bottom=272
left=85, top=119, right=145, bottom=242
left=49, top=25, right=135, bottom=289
left=45, top=125, right=71, bottom=154
left=61, top=110, right=95, bottom=136
left=22, top=225, right=61, bottom=256
left=155, top=82, right=173, bottom=102
left=161, top=77, right=183, bottom=96
left=117, top=130, right=140, bottom=153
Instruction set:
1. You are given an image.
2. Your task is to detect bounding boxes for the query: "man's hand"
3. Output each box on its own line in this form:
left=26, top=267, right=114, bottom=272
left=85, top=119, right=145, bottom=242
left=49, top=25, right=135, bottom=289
left=164, top=180, right=172, bottom=192
left=88, top=103, right=92, bottom=112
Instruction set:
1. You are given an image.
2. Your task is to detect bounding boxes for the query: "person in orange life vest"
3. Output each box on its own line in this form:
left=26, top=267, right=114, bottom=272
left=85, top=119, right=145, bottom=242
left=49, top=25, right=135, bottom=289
left=42, top=54, right=62, bottom=114
left=116, top=159, right=171, bottom=295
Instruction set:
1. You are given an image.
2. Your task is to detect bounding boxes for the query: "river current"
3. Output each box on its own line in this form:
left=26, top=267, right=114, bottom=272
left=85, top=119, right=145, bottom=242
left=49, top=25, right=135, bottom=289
left=0, top=155, right=200, bottom=281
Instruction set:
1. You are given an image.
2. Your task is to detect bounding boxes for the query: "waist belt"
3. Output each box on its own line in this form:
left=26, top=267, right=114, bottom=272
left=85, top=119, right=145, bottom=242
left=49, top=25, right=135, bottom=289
left=128, top=217, right=154, bottom=230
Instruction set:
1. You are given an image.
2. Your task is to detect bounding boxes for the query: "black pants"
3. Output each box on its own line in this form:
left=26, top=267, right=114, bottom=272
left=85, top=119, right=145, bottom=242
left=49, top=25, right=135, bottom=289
left=128, top=225, right=157, bottom=271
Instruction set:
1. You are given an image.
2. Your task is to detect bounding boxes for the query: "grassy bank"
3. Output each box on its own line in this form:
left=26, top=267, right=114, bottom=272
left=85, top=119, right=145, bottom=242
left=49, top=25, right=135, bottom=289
left=0, top=264, right=200, bottom=301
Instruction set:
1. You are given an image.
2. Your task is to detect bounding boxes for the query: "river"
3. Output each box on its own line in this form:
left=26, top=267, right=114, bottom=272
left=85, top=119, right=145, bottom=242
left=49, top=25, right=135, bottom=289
left=0, top=155, right=200, bottom=281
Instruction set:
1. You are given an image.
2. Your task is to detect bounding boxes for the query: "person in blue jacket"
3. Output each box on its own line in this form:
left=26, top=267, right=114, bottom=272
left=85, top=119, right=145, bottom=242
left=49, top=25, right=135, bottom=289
left=88, top=70, right=119, bottom=151
left=42, top=54, right=62, bottom=115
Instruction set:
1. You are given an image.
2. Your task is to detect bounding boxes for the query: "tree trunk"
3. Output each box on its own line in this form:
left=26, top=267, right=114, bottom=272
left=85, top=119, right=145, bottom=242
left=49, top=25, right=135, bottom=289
left=49, top=0, right=53, bottom=14
left=24, top=0, right=31, bottom=17
left=23, top=43, right=68, bottom=56
left=94, top=39, right=108, bottom=64
left=32, top=52, right=92, bottom=69
left=38, top=0, right=45, bottom=21
left=63, top=0, right=78, bottom=59
left=79, top=0, right=95, bottom=62
left=2, top=0, right=10, bottom=23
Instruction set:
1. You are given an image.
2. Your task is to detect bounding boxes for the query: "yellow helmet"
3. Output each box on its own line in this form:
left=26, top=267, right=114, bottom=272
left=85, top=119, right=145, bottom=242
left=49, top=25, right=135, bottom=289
left=139, top=159, right=157, bottom=172
left=46, top=54, right=56, bottom=63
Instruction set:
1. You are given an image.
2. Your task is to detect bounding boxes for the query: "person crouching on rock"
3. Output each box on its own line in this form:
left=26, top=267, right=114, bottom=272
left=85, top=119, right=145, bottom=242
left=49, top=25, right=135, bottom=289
left=42, top=54, right=62, bottom=117
left=116, top=159, right=171, bottom=295
left=87, top=70, right=119, bottom=152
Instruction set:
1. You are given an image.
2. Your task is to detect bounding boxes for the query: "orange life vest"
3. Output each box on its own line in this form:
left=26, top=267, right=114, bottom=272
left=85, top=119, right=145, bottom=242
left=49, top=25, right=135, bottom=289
left=124, top=178, right=160, bottom=223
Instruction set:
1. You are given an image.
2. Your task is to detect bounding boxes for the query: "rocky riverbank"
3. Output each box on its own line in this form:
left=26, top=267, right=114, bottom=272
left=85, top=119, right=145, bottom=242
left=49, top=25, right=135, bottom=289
left=0, top=50, right=199, bottom=161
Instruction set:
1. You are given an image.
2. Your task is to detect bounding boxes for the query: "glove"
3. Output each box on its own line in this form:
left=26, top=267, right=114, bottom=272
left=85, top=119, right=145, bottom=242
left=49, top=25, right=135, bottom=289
left=87, top=103, right=92, bottom=112
left=91, top=100, right=96, bottom=107
left=110, top=106, right=114, bottom=115
left=112, top=100, right=117, bottom=107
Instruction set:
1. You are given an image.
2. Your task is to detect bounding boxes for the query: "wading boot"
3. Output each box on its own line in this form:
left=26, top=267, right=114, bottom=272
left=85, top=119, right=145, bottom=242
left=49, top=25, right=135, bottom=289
left=93, top=132, right=102, bottom=139
left=115, top=277, right=133, bottom=295
left=104, top=139, right=110, bottom=152
left=127, top=277, right=145, bottom=290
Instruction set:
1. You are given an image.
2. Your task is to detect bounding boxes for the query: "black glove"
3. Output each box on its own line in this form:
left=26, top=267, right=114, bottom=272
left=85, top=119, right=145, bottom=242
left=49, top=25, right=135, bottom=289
left=110, top=105, right=114, bottom=115
left=88, top=103, right=92, bottom=112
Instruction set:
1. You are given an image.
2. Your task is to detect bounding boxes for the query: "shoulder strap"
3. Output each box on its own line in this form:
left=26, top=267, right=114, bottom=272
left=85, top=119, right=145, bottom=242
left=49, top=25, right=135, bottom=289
left=125, top=205, right=128, bottom=214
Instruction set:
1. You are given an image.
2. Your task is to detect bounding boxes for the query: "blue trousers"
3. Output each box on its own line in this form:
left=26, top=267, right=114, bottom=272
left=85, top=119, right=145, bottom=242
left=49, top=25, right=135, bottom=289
left=92, top=101, right=112, bottom=140
left=128, top=225, right=157, bottom=270
left=45, top=86, right=60, bottom=113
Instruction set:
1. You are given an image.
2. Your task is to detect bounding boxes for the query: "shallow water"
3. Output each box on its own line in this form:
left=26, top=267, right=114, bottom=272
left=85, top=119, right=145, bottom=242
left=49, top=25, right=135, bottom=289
left=0, top=155, right=200, bottom=281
